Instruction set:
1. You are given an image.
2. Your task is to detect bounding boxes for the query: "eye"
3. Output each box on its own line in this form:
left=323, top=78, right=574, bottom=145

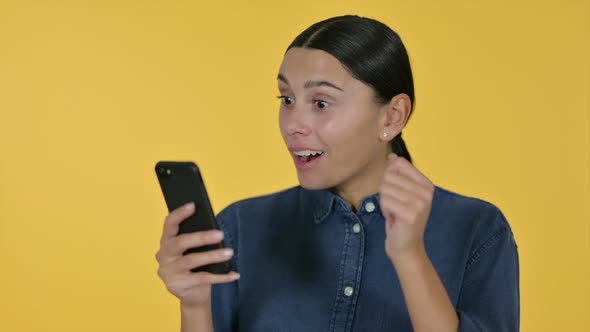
left=314, top=100, right=330, bottom=110
left=277, top=95, right=294, bottom=106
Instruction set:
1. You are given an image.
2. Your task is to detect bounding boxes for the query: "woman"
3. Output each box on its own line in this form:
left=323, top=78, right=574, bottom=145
left=156, top=15, right=520, bottom=332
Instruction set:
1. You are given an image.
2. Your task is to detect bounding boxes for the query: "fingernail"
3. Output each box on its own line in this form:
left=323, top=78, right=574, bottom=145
left=222, top=248, right=234, bottom=257
left=185, top=202, right=195, bottom=211
left=213, top=231, right=224, bottom=240
left=230, top=272, right=240, bottom=280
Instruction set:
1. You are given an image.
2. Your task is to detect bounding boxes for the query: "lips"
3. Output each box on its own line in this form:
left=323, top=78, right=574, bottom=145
left=289, top=146, right=325, bottom=171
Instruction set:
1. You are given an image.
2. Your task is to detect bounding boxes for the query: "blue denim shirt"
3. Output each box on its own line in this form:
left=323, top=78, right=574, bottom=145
left=212, top=186, right=519, bottom=332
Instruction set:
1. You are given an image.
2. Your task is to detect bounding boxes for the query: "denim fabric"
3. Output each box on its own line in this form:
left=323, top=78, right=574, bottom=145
left=211, top=186, right=519, bottom=332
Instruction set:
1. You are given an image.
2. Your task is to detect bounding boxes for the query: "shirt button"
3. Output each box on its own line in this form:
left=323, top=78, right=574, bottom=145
left=365, top=201, right=376, bottom=213
left=352, top=223, right=361, bottom=234
left=344, top=286, right=354, bottom=297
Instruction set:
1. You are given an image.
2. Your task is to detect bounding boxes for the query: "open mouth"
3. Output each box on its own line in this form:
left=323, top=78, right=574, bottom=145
left=293, top=150, right=324, bottom=163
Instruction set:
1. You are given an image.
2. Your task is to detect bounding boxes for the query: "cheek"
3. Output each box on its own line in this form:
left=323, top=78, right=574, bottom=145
left=321, top=111, right=376, bottom=152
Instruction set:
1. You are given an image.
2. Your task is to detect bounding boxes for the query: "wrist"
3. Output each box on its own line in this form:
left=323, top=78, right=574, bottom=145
left=180, top=301, right=214, bottom=332
left=388, top=244, right=428, bottom=270
left=181, top=301, right=211, bottom=316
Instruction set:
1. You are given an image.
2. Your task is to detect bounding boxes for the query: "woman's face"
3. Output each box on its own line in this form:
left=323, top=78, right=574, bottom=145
left=278, top=47, right=390, bottom=191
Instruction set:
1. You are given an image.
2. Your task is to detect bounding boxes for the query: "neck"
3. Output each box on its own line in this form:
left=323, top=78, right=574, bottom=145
left=333, top=149, right=390, bottom=212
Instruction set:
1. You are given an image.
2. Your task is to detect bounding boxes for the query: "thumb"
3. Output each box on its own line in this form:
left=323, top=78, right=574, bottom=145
left=385, top=212, right=396, bottom=227
left=387, top=153, right=399, bottom=169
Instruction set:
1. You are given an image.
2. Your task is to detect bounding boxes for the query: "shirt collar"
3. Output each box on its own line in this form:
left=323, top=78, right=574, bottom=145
left=303, top=188, right=336, bottom=224
left=303, top=187, right=382, bottom=224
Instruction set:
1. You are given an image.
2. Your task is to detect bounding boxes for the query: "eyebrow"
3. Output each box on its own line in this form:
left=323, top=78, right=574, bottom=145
left=277, top=73, right=344, bottom=92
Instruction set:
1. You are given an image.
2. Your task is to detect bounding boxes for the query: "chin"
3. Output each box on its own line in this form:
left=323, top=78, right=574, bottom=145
left=297, top=172, right=334, bottom=190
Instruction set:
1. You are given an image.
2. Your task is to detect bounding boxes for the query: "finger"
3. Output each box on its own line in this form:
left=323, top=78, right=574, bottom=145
left=162, top=203, right=196, bottom=240
left=380, top=180, right=414, bottom=203
left=169, top=230, right=225, bottom=256
left=383, top=170, right=419, bottom=192
left=165, top=271, right=240, bottom=297
left=385, top=158, right=434, bottom=201
left=188, top=271, right=241, bottom=286
left=388, top=154, right=431, bottom=186
left=173, top=248, right=234, bottom=273
left=379, top=192, right=416, bottom=224
left=379, top=193, right=403, bottom=226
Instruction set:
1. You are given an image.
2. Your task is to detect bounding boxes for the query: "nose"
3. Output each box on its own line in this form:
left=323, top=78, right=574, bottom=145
left=283, top=107, right=312, bottom=137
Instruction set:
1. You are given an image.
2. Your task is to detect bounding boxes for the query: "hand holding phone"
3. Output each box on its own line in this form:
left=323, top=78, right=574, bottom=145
left=154, top=162, right=239, bottom=308
left=155, top=161, right=231, bottom=274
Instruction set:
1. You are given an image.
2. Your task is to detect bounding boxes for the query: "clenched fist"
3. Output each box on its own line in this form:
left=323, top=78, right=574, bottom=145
left=379, top=154, right=435, bottom=261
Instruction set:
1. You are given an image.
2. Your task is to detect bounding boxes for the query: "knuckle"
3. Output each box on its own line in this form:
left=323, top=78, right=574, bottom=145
left=415, top=199, right=425, bottom=210
left=382, top=185, right=392, bottom=195
left=383, top=174, right=394, bottom=185
left=423, top=190, right=433, bottom=202
left=423, top=189, right=433, bottom=202
left=166, top=278, right=190, bottom=297
left=165, top=283, right=178, bottom=295
left=157, top=267, right=166, bottom=280
left=170, top=237, right=181, bottom=250
left=180, top=260, right=193, bottom=271
left=192, top=272, right=209, bottom=285
left=427, top=185, right=435, bottom=197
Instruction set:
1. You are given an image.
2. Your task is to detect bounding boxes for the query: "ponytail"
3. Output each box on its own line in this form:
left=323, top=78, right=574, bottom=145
left=390, top=132, right=412, bottom=163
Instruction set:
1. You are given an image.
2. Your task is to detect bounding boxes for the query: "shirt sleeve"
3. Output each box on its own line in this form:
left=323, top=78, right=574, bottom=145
left=211, top=203, right=240, bottom=332
left=457, top=211, right=520, bottom=332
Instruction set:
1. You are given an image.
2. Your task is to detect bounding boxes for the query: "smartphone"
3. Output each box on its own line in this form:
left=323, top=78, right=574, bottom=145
left=155, top=161, right=230, bottom=274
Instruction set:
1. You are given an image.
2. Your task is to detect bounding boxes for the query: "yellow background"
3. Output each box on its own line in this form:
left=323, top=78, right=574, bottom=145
left=0, top=0, right=588, bottom=331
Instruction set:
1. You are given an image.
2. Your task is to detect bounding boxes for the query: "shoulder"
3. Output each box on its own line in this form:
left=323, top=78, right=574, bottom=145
left=432, top=186, right=507, bottom=224
left=429, top=186, right=515, bottom=260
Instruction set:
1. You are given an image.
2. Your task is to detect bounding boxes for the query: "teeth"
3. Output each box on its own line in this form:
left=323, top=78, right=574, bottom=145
left=293, top=150, right=324, bottom=157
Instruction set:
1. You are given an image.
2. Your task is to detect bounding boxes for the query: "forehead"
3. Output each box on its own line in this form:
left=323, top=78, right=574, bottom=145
left=278, top=47, right=354, bottom=84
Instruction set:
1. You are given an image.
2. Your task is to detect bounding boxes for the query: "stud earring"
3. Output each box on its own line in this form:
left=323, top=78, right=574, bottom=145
left=383, top=132, right=389, bottom=138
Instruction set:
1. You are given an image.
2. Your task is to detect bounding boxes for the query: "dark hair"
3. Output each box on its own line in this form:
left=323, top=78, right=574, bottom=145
left=287, top=15, right=414, bottom=163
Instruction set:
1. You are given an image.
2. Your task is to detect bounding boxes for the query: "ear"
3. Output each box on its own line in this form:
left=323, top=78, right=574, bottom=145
left=378, top=93, right=412, bottom=142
